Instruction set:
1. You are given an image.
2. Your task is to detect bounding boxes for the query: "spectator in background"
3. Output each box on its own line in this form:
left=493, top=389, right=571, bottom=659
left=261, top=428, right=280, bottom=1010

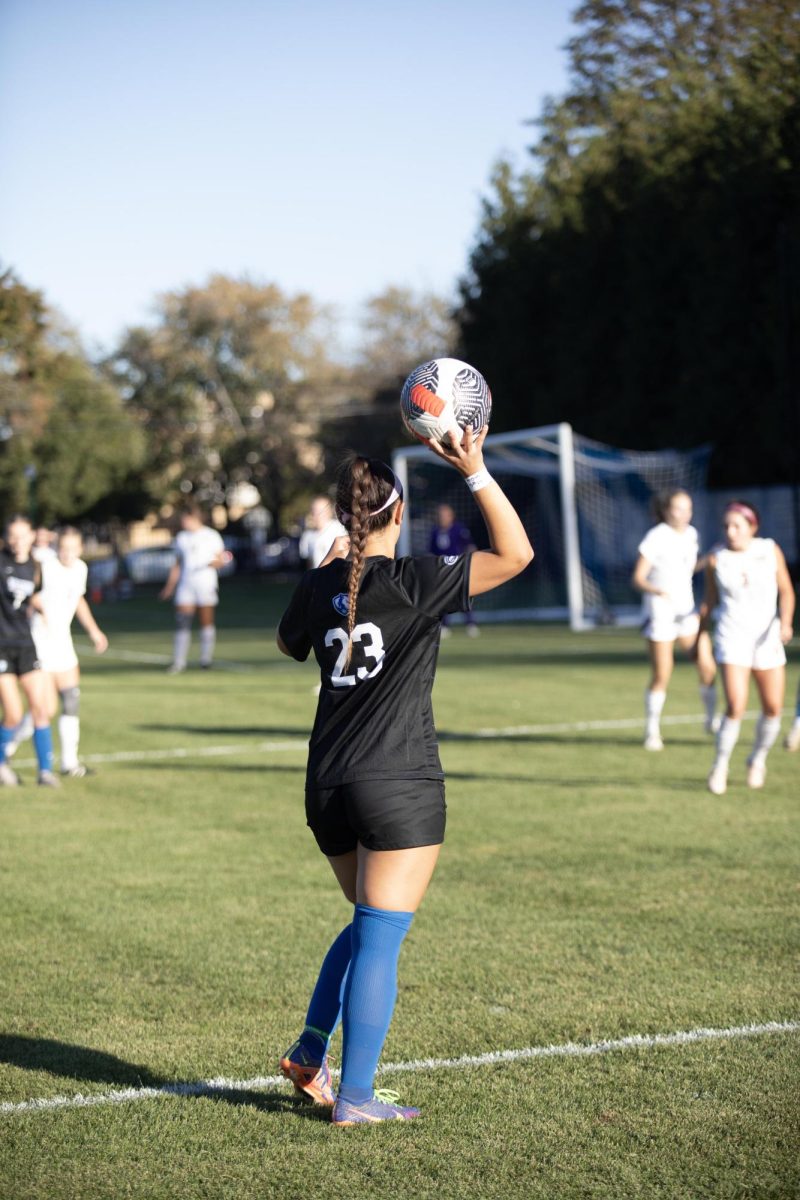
left=300, top=498, right=346, bottom=570
left=429, top=503, right=479, bottom=637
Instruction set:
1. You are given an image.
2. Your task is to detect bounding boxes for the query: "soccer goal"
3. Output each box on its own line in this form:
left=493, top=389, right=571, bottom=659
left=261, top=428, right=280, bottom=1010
left=392, top=423, right=711, bottom=630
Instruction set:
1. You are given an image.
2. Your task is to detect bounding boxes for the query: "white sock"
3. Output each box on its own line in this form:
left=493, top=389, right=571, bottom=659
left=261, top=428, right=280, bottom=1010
left=645, top=689, right=666, bottom=737
left=699, top=684, right=717, bottom=723
left=713, top=717, right=741, bottom=768
left=59, top=714, right=80, bottom=771
left=199, top=625, right=216, bottom=666
left=173, top=628, right=191, bottom=668
left=15, top=712, right=34, bottom=744
left=749, top=715, right=781, bottom=767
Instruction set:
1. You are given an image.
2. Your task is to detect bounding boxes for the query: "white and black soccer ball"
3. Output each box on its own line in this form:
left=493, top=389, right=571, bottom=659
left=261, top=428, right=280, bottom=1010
left=400, top=358, right=492, bottom=445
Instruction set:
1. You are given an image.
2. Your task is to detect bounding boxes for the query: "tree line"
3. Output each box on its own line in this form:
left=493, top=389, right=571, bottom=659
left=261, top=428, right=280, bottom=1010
left=1, top=0, right=796, bottom=529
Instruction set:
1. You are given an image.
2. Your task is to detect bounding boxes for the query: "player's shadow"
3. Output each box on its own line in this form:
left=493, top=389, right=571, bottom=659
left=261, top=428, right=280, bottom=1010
left=0, top=1034, right=308, bottom=1117
left=137, top=724, right=305, bottom=738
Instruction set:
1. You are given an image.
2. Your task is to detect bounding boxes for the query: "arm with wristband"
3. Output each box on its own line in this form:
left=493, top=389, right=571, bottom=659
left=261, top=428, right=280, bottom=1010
left=426, top=425, right=534, bottom=597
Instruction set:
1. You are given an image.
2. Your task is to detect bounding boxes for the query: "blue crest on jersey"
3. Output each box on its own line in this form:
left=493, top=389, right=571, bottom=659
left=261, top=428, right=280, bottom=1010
left=332, top=592, right=349, bottom=616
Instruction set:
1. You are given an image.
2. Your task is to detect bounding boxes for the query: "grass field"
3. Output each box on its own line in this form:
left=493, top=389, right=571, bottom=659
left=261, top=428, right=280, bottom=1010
left=1, top=579, right=798, bottom=1199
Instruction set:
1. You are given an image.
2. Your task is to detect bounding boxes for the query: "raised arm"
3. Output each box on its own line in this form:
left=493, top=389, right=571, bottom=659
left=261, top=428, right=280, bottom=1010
left=426, top=426, right=533, bottom=597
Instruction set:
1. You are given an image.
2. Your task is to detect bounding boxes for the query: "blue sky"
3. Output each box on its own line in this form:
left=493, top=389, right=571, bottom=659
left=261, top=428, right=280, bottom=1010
left=1, top=0, right=574, bottom=354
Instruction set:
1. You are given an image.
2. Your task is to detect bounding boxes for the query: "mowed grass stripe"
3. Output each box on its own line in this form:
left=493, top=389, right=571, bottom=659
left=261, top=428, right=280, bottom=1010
left=2, top=1020, right=797, bottom=1116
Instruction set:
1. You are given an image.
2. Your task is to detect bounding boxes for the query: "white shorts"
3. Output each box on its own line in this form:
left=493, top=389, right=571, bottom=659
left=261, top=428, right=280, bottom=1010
left=175, top=582, right=218, bottom=608
left=33, top=628, right=79, bottom=674
left=714, top=617, right=786, bottom=671
left=642, top=610, right=699, bottom=644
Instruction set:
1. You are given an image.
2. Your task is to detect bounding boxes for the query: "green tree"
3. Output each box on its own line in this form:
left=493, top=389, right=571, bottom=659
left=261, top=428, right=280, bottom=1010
left=109, top=275, right=343, bottom=529
left=458, top=0, right=800, bottom=486
left=0, top=267, right=143, bottom=521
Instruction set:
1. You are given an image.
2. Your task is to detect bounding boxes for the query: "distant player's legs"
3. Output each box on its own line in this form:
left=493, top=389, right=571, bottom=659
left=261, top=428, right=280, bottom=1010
left=197, top=604, right=217, bottom=668
left=708, top=663, right=749, bottom=794
left=680, top=630, right=718, bottom=733
left=0, top=673, right=25, bottom=784
left=785, top=678, right=800, bottom=751
left=170, top=605, right=194, bottom=672
left=53, top=665, right=85, bottom=775
left=20, top=670, right=59, bottom=787
left=746, top=667, right=784, bottom=788
left=644, top=640, right=673, bottom=750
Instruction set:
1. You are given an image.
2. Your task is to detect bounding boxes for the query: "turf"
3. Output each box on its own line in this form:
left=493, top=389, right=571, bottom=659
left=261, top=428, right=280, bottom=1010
left=1, top=579, right=798, bottom=1199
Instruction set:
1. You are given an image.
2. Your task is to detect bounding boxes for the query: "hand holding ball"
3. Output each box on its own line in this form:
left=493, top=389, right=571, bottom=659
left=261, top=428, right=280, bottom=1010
left=400, top=358, right=492, bottom=447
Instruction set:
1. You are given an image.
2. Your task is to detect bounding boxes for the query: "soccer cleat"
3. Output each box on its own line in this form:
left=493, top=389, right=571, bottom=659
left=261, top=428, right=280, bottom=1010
left=746, top=759, right=766, bottom=789
left=707, top=763, right=728, bottom=795
left=166, top=663, right=185, bottom=675
left=643, top=733, right=664, bottom=752
left=61, top=763, right=94, bottom=779
left=279, top=1040, right=335, bottom=1106
left=465, top=624, right=480, bottom=638
left=0, top=762, right=21, bottom=786
left=332, top=1089, right=420, bottom=1126
left=784, top=724, right=800, bottom=752
left=704, top=714, right=722, bottom=735
left=200, top=662, right=213, bottom=670
left=37, top=769, right=61, bottom=788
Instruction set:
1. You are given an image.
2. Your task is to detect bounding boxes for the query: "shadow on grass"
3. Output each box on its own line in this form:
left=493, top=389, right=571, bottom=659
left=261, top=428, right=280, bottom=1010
left=137, top=724, right=305, bottom=737
left=0, top=1034, right=323, bottom=1119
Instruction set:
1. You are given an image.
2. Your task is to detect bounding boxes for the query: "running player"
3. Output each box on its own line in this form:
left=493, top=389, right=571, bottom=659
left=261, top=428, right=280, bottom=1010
left=0, top=515, right=59, bottom=787
left=28, top=527, right=108, bottom=776
left=160, top=503, right=227, bottom=672
left=276, top=427, right=533, bottom=1125
left=702, top=501, right=795, bottom=794
left=632, top=488, right=717, bottom=750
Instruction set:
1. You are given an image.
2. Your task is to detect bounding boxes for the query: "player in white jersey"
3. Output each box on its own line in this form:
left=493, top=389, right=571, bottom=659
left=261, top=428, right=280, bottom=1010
left=701, top=501, right=795, bottom=794
left=160, top=503, right=228, bottom=672
left=26, top=527, right=109, bottom=776
left=299, top=497, right=347, bottom=570
left=632, top=489, right=717, bottom=751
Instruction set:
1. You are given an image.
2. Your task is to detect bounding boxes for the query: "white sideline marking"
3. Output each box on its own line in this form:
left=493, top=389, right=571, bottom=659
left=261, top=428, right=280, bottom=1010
left=1, top=1020, right=797, bottom=1116
left=11, top=706, right=784, bottom=770
left=74, top=644, right=257, bottom=674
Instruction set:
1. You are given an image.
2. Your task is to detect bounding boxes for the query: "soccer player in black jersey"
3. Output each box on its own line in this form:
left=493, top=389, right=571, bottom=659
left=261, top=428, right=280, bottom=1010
left=277, top=425, right=533, bottom=1125
left=0, top=515, right=59, bottom=787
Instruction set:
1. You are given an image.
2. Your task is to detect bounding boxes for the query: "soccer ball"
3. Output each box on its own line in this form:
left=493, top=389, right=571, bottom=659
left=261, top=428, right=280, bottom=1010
left=400, top=358, right=492, bottom=445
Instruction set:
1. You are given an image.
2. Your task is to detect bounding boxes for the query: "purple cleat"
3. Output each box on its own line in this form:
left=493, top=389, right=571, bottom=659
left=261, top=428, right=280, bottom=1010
left=279, top=1039, right=335, bottom=1106
left=332, top=1089, right=420, bottom=1126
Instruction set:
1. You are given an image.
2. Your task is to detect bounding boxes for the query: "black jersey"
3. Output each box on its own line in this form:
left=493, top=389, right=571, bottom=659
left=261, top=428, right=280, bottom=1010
left=0, top=550, right=39, bottom=646
left=279, top=553, right=473, bottom=787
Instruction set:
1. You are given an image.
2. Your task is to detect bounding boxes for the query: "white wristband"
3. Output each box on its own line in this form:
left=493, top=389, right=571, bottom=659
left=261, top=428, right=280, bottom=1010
left=465, top=468, right=493, bottom=493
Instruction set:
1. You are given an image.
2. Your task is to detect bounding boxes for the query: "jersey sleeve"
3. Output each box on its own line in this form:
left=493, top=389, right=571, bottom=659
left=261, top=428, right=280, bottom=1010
left=278, top=576, right=313, bottom=661
left=397, top=554, right=473, bottom=617
left=637, top=526, right=660, bottom=561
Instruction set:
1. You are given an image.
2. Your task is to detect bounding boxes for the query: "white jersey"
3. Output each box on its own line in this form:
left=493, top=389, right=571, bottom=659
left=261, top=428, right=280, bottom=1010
left=174, top=527, right=224, bottom=592
left=299, top=519, right=347, bottom=569
left=638, top=522, right=699, bottom=622
left=714, top=537, right=779, bottom=642
left=31, top=557, right=88, bottom=672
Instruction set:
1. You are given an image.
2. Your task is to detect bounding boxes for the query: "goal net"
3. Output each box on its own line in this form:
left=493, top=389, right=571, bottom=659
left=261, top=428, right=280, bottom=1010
left=392, top=423, right=711, bottom=629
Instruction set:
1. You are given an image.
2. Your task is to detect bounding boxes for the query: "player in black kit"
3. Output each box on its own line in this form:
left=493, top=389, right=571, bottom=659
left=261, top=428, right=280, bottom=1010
left=277, top=425, right=533, bottom=1125
left=0, top=515, right=59, bottom=786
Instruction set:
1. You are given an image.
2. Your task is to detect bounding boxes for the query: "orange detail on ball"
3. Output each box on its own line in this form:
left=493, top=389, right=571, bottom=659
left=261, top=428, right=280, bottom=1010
left=410, top=384, right=446, bottom=417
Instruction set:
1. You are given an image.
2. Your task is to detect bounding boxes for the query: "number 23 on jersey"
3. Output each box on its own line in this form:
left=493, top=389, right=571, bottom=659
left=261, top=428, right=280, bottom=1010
left=325, top=622, right=385, bottom=687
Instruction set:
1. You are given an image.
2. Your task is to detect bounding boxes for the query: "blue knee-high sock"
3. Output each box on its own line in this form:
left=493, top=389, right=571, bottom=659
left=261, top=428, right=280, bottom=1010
left=338, top=903, right=413, bottom=1106
left=298, top=924, right=352, bottom=1059
left=0, top=725, right=14, bottom=765
left=33, top=726, right=53, bottom=772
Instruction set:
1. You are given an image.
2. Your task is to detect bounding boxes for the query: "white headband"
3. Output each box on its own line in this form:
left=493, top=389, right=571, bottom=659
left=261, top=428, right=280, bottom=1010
left=338, top=472, right=403, bottom=524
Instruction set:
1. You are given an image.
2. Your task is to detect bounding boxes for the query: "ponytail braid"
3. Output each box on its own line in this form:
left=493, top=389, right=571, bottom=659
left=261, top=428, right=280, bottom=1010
left=335, top=455, right=402, bottom=670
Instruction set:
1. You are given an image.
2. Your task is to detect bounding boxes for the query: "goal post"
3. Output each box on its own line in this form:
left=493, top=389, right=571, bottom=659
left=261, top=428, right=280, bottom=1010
left=392, top=423, right=711, bottom=630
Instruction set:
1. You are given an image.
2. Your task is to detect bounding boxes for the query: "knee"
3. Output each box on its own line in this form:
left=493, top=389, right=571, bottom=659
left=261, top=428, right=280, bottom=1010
left=60, top=686, right=81, bottom=717
left=763, top=704, right=782, bottom=719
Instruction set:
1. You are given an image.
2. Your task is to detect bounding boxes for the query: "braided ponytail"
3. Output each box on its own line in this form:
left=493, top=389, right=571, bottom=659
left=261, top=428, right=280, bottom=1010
left=335, top=455, right=402, bottom=669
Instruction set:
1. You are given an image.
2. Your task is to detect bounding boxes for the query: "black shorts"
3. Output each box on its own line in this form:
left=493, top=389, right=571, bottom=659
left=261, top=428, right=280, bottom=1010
left=0, top=641, right=41, bottom=677
left=305, top=777, right=446, bottom=857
